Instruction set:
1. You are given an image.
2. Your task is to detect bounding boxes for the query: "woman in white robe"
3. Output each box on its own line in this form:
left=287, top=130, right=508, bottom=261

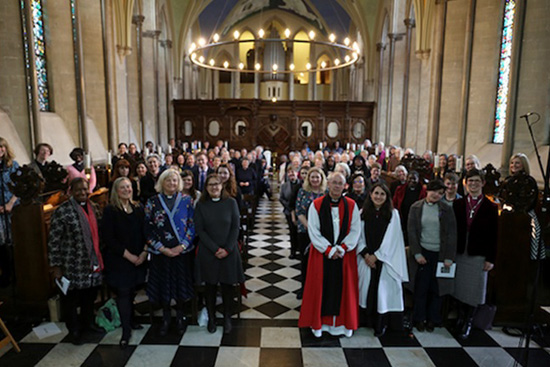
left=357, top=183, right=409, bottom=337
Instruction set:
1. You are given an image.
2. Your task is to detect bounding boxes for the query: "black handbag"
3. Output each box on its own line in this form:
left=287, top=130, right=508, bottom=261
left=473, top=304, right=497, bottom=330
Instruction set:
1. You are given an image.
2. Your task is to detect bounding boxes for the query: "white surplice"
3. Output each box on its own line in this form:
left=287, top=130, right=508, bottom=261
left=357, top=209, right=409, bottom=312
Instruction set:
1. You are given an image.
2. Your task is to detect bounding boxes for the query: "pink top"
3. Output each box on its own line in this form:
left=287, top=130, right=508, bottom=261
left=66, top=164, right=97, bottom=193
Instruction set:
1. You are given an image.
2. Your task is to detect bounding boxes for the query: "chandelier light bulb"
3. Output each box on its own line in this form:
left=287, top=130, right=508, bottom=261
left=306, top=62, right=311, bottom=70
left=199, top=55, right=205, bottom=63
left=233, top=30, right=240, bottom=39
left=352, top=52, right=358, bottom=60
left=334, top=58, right=340, bottom=66
left=308, top=30, right=315, bottom=40
left=198, top=38, right=206, bottom=47
left=238, top=62, right=244, bottom=70
left=329, top=34, right=336, bottom=43
left=209, top=59, right=215, bottom=66
left=321, top=61, right=327, bottom=69
left=258, top=29, right=265, bottom=38
left=255, top=63, right=261, bottom=70
left=223, top=61, right=229, bottom=68
left=289, top=63, right=295, bottom=71
left=345, top=55, right=350, bottom=63
left=285, top=28, right=291, bottom=38
left=272, top=97, right=277, bottom=103
left=344, top=37, right=350, bottom=46
left=191, top=53, right=197, bottom=60
left=213, top=33, right=220, bottom=42
left=353, top=42, right=360, bottom=52
left=189, top=43, right=196, bottom=54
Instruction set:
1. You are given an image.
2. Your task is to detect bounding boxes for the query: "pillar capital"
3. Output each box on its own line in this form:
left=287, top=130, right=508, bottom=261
left=143, top=30, right=161, bottom=39
left=376, top=42, right=386, bottom=52
left=132, top=15, right=145, bottom=25
left=160, top=40, right=172, bottom=48
left=404, top=18, right=416, bottom=28
left=388, top=33, right=406, bottom=42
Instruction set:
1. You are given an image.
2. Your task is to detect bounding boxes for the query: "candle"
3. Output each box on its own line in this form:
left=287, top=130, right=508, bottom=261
left=351, top=143, right=356, bottom=151
left=107, top=151, right=112, bottom=167
left=385, top=147, right=389, bottom=157
left=158, top=145, right=163, bottom=155
left=84, top=153, right=91, bottom=169
left=167, top=145, right=172, bottom=154
left=198, top=141, right=202, bottom=149
left=346, top=143, right=350, bottom=150
left=434, top=153, right=439, bottom=168
left=319, top=142, right=322, bottom=150
left=456, top=156, right=463, bottom=172
left=224, top=141, right=228, bottom=149
left=375, top=145, right=379, bottom=156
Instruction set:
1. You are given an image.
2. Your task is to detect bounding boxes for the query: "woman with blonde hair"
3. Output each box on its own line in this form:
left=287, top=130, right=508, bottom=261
left=509, top=153, right=531, bottom=176
left=144, top=169, right=195, bottom=336
left=101, top=177, right=147, bottom=348
left=0, top=137, right=19, bottom=285
left=295, top=167, right=327, bottom=298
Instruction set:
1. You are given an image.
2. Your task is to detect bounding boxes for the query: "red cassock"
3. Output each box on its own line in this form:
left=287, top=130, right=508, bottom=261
left=298, top=197, right=359, bottom=331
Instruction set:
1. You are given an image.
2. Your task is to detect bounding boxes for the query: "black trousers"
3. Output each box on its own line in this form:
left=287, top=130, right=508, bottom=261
left=113, top=287, right=137, bottom=338
left=297, top=232, right=310, bottom=288
left=413, top=249, right=443, bottom=324
left=285, top=214, right=298, bottom=256
left=62, top=286, right=99, bottom=333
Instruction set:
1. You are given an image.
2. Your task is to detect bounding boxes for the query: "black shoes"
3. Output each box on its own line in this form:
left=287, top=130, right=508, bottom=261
left=131, top=322, right=143, bottom=330
left=374, top=325, right=387, bottom=337
left=426, top=321, right=435, bottom=332
left=414, top=321, right=425, bottom=332
left=459, top=320, right=473, bottom=340
left=69, top=330, right=82, bottom=345
left=159, top=319, right=170, bottom=337
left=176, top=317, right=187, bottom=335
left=207, top=317, right=217, bottom=333
left=223, top=315, right=233, bottom=334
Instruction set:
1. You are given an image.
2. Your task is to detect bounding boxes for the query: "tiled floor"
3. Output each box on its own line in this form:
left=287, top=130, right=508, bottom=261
left=1, top=192, right=550, bottom=366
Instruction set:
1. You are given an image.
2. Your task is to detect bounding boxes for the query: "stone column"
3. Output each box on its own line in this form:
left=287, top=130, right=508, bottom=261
left=385, top=33, right=404, bottom=144
left=73, top=0, right=89, bottom=151
left=143, top=30, right=161, bottom=144
left=308, top=43, right=316, bottom=101
left=500, top=0, right=527, bottom=173
left=100, top=0, right=116, bottom=151
left=457, top=0, right=477, bottom=157
left=21, top=0, right=42, bottom=148
left=375, top=42, right=386, bottom=142
left=132, top=15, right=145, bottom=147
left=160, top=40, right=174, bottom=140
left=430, top=0, right=448, bottom=152
left=401, top=19, right=415, bottom=147
left=233, top=42, right=240, bottom=98
left=288, top=44, right=294, bottom=100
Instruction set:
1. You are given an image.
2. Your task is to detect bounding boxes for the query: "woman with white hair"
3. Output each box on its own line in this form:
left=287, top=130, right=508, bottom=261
left=145, top=169, right=195, bottom=337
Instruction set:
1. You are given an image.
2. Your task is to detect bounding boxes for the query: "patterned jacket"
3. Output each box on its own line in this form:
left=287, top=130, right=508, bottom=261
left=48, top=200, right=103, bottom=290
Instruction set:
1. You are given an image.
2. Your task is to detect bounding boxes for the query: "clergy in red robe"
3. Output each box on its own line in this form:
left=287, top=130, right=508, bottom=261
left=298, top=172, right=361, bottom=337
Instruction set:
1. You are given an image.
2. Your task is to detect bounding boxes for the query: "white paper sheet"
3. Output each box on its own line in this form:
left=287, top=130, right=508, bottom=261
left=436, top=262, right=456, bottom=278
left=32, top=322, right=62, bottom=340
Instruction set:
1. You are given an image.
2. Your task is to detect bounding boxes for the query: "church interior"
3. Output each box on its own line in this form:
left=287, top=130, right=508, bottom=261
left=0, top=0, right=550, bottom=366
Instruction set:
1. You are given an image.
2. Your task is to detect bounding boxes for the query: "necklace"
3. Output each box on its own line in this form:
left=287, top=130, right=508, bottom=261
left=467, top=195, right=483, bottom=219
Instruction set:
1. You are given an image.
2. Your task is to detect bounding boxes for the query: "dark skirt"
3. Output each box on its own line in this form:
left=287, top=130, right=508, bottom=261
left=147, top=252, right=194, bottom=305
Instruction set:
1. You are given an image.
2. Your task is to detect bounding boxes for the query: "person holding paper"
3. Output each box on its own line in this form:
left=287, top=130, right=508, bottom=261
left=101, top=177, right=147, bottom=349
left=48, top=178, right=104, bottom=344
left=452, top=169, right=498, bottom=339
left=357, top=183, right=408, bottom=337
left=407, top=179, right=457, bottom=332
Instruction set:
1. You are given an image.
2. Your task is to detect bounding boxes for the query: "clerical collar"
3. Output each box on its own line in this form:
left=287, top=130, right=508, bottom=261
left=330, top=197, right=341, bottom=207
left=79, top=201, right=86, bottom=206
left=212, top=197, right=221, bottom=202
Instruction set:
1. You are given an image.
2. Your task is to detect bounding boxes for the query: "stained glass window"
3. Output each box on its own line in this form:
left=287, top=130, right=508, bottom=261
left=493, top=0, right=516, bottom=144
left=28, top=0, right=50, bottom=111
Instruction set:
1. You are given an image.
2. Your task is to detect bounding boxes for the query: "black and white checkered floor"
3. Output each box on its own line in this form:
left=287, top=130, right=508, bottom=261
left=1, top=194, right=550, bottom=366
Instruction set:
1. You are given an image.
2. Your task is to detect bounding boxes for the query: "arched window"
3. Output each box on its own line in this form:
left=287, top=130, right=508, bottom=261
left=316, top=55, right=331, bottom=85
left=26, top=0, right=51, bottom=111
left=493, top=0, right=517, bottom=144
left=293, top=31, right=310, bottom=84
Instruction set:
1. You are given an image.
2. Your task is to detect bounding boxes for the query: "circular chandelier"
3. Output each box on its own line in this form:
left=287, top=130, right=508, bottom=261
left=188, top=29, right=361, bottom=74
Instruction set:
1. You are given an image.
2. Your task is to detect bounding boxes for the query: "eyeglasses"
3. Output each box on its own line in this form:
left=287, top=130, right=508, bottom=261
left=207, top=182, right=222, bottom=187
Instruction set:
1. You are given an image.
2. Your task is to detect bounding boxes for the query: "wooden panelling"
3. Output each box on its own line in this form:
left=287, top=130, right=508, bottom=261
left=174, top=99, right=374, bottom=154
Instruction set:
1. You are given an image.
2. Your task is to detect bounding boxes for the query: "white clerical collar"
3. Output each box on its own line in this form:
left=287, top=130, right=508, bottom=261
left=212, top=197, right=221, bottom=202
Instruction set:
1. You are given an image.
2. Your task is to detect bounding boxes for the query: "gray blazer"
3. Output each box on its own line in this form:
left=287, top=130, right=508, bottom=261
left=407, top=199, right=457, bottom=296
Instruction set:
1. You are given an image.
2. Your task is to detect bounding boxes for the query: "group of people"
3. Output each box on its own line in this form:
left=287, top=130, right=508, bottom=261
left=278, top=142, right=534, bottom=339
left=0, top=136, right=537, bottom=347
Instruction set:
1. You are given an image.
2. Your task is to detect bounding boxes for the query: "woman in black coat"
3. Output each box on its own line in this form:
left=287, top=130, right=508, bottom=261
left=195, top=173, right=244, bottom=334
left=452, top=169, right=498, bottom=339
left=102, top=177, right=147, bottom=348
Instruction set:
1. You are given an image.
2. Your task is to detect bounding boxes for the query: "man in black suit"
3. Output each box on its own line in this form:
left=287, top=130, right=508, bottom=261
left=192, top=152, right=213, bottom=192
